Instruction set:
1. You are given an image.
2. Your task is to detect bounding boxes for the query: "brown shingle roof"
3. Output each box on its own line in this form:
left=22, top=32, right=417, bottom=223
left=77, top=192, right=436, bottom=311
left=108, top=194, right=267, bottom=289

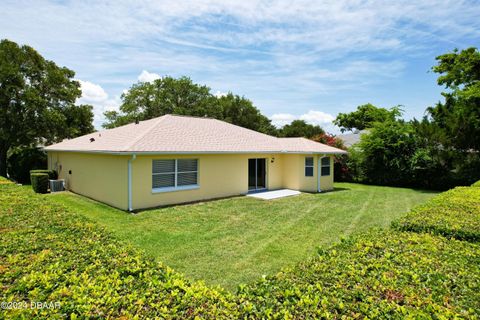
left=44, top=115, right=347, bottom=154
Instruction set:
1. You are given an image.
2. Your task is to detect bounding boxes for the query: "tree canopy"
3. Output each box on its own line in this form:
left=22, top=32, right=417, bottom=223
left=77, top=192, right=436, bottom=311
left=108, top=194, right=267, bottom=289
left=217, top=93, right=277, bottom=135
left=0, top=39, right=94, bottom=177
left=103, top=76, right=277, bottom=135
left=333, top=103, right=401, bottom=133
left=343, top=47, right=480, bottom=189
left=278, top=120, right=324, bottom=138
left=426, top=47, right=480, bottom=152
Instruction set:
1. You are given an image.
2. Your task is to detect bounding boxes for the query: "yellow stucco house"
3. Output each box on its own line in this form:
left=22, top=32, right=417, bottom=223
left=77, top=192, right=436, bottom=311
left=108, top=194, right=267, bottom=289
left=45, top=115, right=347, bottom=211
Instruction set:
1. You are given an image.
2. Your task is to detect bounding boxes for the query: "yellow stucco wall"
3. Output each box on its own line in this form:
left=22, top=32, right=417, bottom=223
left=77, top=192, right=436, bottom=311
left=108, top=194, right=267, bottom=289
left=319, top=156, right=334, bottom=191
left=48, top=152, right=129, bottom=210
left=47, top=151, right=335, bottom=210
left=281, top=154, right=334, bottom=192
left=131, top=153, right=283, bottom=209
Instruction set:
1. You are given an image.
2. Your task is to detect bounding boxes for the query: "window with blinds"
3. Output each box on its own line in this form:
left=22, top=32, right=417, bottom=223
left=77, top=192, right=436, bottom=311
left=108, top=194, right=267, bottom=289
left=321, top=157, right=330, bottom=176
left=305, top=157, right=314, bottom=177
left=152, top=159, right=198, bottom=190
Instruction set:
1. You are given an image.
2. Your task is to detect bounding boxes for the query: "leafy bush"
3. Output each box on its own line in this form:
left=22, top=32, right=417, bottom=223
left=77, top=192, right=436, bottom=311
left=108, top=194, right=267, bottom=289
left=237, top=231, right=480, bottom=319
left=393, top=187, right=480, bottom=242
left=30, top=173, right=49, bottom=194
left=348, top=120, right=419, bottom=187
left=345, top=120, right=480, bottom=190
left=1, top=181, right=479, bottom=318
left=472, top=180, right=480, bottom=187
left=7, top=147, right=47, bottom=184
left=0, top=182, right=238, bottom=319
left=30, top=169, right=57, bottom=180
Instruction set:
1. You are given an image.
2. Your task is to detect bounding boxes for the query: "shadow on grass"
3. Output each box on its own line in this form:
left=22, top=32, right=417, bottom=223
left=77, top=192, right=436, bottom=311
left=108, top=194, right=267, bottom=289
left=326, top=187, right=351, bottom=193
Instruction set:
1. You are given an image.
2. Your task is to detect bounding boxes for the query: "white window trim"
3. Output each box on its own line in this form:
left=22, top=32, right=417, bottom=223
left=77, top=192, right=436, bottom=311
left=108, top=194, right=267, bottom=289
left=152, top=159, right=199, bottom=192
left=152, top=184, right=199, bottom=193
left=305, top=157, right=314, bottom=177
left=321, top=157, right=331, bottom=176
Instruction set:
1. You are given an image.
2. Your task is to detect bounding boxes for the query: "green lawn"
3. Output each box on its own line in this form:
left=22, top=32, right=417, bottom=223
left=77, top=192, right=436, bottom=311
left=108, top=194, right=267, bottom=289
left=49, top=183, right=436, bottom=290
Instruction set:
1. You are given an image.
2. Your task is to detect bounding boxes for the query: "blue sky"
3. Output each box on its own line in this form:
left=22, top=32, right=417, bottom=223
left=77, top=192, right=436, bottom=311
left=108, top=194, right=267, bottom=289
left=2, top=1, right=480, bottom=132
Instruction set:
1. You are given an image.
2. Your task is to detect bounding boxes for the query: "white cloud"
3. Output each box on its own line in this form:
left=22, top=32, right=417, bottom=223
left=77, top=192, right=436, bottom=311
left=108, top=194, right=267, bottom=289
left=138, top=70, right=161, bottom=83
left=214, top=90, right=228, bottom=98
left=299, top=110, right=335, bottom=126
left=77, top=80, right=108, bottom=103
left=2, top=0, right=478, bottom=127
left=270, top=113, right=297, bottom=127
left=76, top=80, right=120, bottom=129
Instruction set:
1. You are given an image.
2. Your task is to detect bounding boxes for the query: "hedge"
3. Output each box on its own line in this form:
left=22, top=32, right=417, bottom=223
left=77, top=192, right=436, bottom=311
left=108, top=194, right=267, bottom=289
left=0, top=182, right=238, bottom=319
left=30, top=173, right=49, bottom=194
left=393, top=187, right=480, bottom=242
left=236, top=231, right=480, bottom=319
left=1, top=181, right=479, bottom=318
left=30, top=169, right=57, bottom=180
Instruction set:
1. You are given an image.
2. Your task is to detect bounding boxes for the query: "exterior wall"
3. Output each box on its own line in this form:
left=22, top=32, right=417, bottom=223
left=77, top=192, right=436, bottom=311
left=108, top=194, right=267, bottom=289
left=282, top=154, right=316, bottom=192
left=318, top=156, right=334, bottom=191
left=47, top=152, right=129, bottom=210
left=131, top=153, right=283, bottom=209
left=47, top=151, right=335, bottom=211
left=281, top=154, right=334, bottom=192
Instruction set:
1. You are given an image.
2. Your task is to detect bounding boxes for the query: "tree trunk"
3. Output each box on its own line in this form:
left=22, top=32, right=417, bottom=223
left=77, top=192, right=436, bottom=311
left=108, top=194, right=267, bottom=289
left=0, top=146, right=8, bottom=178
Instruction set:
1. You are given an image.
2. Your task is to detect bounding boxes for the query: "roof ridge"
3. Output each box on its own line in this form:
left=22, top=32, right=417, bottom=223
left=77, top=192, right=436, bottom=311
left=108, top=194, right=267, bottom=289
left=167, top=113, right=217, bottom=120
left=125, top=116, right=168, bottom=151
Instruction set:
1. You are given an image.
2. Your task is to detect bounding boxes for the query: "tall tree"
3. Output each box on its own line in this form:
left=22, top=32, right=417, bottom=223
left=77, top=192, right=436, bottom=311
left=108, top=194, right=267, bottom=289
left=279, top=120, right=324, bottom=138
left=103, top=77, right=278, bottom=135
left=218, top=93, right=277, bottom=135
left=0, top=39, right=94, bottom=177
left=427, top=47, right=480, bottom=151
left=103, top=76, right=221, bottom=128
left=334, top=103, right=401, bottom=133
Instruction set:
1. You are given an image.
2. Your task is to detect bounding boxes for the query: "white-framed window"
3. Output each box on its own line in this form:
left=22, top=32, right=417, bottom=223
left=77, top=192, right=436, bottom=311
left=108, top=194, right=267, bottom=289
left=305, top=157, right=314, bottom=177
left=321, top=157, right=331, bottom=176
left=152, top=159, right=198, bottom=192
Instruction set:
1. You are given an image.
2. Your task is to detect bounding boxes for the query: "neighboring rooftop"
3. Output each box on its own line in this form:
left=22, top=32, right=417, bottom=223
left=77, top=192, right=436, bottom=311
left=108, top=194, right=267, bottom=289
left=45, top=114, right=347, bottom=154
left=338, top=130, right=369, bottom=147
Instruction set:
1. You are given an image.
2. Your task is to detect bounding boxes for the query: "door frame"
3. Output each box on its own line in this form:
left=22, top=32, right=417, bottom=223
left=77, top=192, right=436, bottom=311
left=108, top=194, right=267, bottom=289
left=248, top=158, right=268, bottom=192
left=317, top=154, right=327, bottom=192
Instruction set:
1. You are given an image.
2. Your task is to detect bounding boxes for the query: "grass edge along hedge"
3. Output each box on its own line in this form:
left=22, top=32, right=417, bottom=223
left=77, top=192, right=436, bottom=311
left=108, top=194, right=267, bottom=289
left=392, top=186, right=480, bottom=242
left=1, top=180, right=479, bottom=318
left=0, top=176, right=13, bottom=185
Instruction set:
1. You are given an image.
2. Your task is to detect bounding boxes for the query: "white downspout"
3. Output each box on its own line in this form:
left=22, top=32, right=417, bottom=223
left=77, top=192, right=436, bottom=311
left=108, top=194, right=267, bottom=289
left=128, top=154, right=137, bottom=212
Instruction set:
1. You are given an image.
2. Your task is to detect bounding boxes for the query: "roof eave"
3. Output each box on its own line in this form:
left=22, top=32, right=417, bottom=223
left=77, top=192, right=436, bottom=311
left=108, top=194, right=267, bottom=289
left=43, top=149, right=348, bottom=155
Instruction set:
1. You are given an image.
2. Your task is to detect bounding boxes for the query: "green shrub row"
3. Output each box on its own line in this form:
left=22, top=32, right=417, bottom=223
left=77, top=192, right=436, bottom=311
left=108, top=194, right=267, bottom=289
left=0, top=183, right=238, bottom=319
left=30, top=173, right=49, bottom=194
left=1, top=182, right=479, bottom=318
left=236, top=231, right=480, bottom=319
left=393, top=187, right=480, bottom=242
left=29, top=169, right=57, bottom=180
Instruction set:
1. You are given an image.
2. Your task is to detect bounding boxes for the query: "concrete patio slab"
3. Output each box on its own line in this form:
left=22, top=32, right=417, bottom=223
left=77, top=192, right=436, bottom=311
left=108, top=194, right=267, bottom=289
left=246, top=189, right=301, bottom=200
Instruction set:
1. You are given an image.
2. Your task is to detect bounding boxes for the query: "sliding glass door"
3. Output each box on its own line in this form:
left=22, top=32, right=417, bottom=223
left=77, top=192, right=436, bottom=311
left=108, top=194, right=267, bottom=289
left=248, top=158, right=266, bottom=191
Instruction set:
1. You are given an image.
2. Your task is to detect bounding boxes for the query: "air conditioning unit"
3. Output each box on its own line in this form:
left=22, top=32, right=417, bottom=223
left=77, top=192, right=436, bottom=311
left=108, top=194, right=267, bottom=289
left=49, top=179, right=65, bottom=192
